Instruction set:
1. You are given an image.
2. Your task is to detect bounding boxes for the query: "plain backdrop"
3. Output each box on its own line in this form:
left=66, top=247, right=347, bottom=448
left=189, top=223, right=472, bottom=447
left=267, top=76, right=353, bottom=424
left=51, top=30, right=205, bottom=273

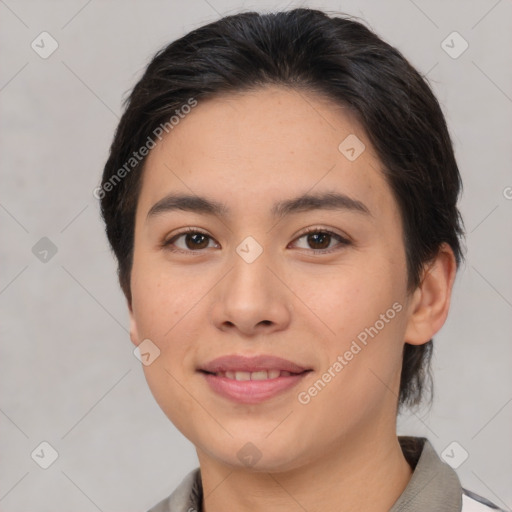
left=1, top=1, right=511, bottom=511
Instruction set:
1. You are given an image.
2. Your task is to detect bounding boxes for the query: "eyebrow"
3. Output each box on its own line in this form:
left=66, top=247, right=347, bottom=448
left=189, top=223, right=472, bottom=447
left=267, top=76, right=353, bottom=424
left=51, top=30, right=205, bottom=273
left=146, top=191, right=371, bottom=222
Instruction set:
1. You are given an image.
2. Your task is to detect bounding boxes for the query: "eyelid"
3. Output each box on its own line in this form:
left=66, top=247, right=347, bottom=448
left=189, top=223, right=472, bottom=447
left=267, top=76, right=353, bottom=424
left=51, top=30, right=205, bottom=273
left=293, top=225, right=352, bottom=243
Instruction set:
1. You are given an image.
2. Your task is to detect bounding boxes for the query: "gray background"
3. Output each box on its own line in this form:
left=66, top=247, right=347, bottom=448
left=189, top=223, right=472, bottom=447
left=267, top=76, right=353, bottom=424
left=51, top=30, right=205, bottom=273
left=1, top=0, right=511, bottom=510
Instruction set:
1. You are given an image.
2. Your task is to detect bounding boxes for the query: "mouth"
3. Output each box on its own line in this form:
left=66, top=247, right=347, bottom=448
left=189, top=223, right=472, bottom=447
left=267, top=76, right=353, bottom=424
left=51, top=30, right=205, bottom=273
left=198, top=355, right=312, bottom=404
left=202, top=369, right=299, bottom=380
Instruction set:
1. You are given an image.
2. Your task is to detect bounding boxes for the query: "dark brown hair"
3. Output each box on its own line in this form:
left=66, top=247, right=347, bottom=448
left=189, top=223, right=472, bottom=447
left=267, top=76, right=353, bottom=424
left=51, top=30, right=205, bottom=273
left=99, top=8, right=465, bottom=410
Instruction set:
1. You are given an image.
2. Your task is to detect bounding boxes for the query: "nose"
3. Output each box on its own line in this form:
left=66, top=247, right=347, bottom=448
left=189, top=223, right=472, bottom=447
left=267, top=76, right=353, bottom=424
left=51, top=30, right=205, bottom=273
left=211, top=249, right=292, bottom=337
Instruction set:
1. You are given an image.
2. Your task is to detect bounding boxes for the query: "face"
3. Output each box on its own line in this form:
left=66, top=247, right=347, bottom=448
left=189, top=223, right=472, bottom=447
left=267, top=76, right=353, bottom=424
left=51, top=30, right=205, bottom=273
left=129, top=85, right=415, bottom=472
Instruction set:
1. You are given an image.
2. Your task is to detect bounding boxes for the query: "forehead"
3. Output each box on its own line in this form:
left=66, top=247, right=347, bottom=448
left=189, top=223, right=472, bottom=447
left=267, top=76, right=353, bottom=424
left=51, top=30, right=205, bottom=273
left=147, top=85, right=365, bottom=171
left=137, top=85, right=397, bottom=223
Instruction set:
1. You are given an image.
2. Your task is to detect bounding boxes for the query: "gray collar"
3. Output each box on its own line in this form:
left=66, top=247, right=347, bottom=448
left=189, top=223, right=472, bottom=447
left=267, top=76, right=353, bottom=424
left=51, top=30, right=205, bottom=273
left=390, top=436, right=462, bottom=511
left=147, top=436, right=462, bottom=512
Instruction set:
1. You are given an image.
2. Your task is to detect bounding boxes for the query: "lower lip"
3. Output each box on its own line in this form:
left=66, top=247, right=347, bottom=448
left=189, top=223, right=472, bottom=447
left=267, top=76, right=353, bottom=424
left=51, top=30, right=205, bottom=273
left=201, top=372, right=308, bottom=404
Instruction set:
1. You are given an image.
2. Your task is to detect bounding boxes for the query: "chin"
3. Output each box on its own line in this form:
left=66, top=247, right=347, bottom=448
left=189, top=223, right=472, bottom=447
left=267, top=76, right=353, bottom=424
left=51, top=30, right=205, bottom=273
left=195, top=432, right=312, bottom=473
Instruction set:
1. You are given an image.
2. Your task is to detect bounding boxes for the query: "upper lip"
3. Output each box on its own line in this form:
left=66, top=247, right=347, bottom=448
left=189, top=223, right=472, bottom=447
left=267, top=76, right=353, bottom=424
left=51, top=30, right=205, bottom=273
left=200, top=355, right=310, bottom=374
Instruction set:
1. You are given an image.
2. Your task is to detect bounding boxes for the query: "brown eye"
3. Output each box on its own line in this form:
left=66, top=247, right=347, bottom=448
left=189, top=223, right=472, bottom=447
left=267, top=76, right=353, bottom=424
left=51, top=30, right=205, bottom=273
left=292, top=229, right=350, bottom=253
left=183, top=232, right=210, bottom=250
left=163, top=229, right=218, bottom=252
left=306, top=232, right=331, bottom=250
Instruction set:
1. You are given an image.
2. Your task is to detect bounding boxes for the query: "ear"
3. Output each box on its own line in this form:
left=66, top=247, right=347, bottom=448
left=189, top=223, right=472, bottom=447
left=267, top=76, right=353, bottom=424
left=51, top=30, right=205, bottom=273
left=128, top=299, right=140, bottom=348
left=404, top=243, right=457, bottom=345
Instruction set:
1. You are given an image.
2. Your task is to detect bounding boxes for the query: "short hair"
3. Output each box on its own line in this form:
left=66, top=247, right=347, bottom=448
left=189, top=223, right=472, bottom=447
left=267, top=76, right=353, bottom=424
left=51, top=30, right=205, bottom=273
left=99, top=8, right=465, bottom=411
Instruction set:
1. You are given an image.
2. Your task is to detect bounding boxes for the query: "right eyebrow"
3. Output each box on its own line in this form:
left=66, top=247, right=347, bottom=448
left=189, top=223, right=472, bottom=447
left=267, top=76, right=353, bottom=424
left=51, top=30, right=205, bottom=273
left=146, top=194, right=229, bottom=221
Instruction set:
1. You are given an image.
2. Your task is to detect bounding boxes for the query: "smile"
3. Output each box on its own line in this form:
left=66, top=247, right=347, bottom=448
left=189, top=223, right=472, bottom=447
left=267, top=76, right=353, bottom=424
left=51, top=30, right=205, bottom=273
left=198, top=354, right=312, bottom=404
left=211, top=370, right=295, bottom=380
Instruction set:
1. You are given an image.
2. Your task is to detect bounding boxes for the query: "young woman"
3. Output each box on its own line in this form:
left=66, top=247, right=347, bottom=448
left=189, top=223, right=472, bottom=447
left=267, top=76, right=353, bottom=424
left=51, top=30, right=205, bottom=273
left=99, top=8, right=503, bottom=512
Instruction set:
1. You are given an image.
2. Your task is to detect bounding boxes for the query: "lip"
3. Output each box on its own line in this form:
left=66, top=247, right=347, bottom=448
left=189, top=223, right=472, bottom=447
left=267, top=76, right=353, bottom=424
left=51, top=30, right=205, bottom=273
left=199, top=355, right=311, bottom=404
left=200, top=354, right=309, bottom=374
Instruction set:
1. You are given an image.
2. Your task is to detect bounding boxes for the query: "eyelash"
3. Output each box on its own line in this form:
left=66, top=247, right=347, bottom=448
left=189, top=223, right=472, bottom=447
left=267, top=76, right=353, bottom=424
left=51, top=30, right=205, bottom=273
left=161, top=226, right=351, bottom=255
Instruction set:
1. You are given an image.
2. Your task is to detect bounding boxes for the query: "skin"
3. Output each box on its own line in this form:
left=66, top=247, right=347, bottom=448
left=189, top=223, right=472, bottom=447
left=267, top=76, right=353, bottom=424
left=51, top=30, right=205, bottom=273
left=128, top=85, right=457, bottom=512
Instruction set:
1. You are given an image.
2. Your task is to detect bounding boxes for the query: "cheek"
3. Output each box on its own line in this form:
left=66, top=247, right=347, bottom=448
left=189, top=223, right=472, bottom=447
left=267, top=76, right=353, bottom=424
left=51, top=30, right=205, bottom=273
left=130, top=262, right=202, bottom=380
left=131, top=259, right=194, bottom=335
left=303, top=263, right=400, bottom=339
left=300, top=256, right=407, bottom=386
left=142, top=361, right=199, bottom=440
left=131, top=263, right=203, bottom=428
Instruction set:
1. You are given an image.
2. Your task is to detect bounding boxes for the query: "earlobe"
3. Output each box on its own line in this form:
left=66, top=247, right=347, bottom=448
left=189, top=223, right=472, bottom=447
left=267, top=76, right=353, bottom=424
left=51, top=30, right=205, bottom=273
left=404, top=243, right=457, bottom=346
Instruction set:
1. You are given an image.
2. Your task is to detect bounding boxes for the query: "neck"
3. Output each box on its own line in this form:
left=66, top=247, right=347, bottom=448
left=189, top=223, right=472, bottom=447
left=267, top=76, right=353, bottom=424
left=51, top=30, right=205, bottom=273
left=197, top=428, right=413, bottom=512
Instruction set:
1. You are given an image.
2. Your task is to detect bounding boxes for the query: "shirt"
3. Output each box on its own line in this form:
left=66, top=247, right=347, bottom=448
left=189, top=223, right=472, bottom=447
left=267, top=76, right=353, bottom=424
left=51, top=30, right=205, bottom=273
left=146, top=436, right=505, bottom=512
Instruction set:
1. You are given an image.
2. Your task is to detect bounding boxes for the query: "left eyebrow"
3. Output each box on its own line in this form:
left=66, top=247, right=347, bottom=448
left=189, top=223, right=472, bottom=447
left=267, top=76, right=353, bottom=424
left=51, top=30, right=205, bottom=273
left=271, top=191, right=372, bottom=219
left=146, top=190, right=372, bottom=222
